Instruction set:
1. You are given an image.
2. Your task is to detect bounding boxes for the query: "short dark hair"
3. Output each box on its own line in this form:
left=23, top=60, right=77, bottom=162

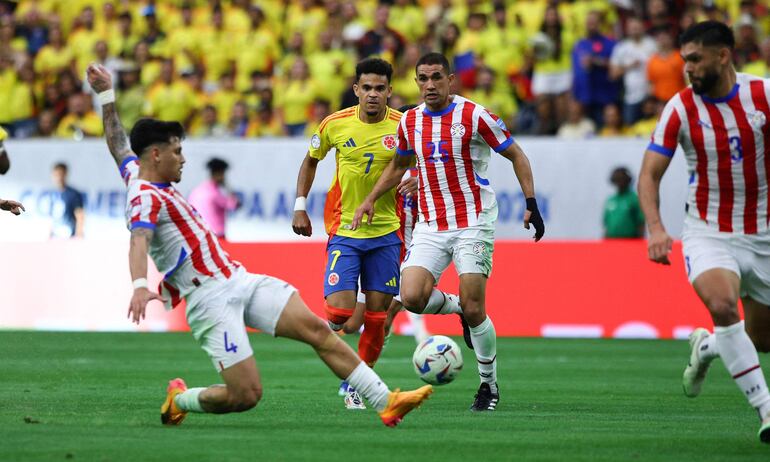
left=129, top=118, right=185, bottom=156
left=53, top=162, right=68, bottom=172
left=206, top=157, right=229, bottom=174
left=415, top=52, right=452, bottom=75
left=398, top=104, right=417, bottom=112
left=680, top=20, right=735, bottom=50
left=355, top=58, right=393, bottom=82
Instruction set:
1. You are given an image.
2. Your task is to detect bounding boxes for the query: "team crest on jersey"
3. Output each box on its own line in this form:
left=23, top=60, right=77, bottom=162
left=382, top=134, right=397, bottom=150
left=328, top=272, right=340, bottom=286
left=310, top=134, right=321, bottom=149
left=749, top=111, right=767, bottom=129
left=450, top=123, right=466, bottom=137
left=472, top=242, right=486, bottom=255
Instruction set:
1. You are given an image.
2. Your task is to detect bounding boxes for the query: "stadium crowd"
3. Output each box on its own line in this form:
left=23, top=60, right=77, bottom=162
left=0, top=0, right=768, bottom=139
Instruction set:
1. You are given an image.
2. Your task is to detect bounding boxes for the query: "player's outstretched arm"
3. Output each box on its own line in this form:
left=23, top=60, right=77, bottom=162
left=638, top=149, right=674, bottom=265
left=127, top=227, right=165, bottom=324
left=86, top=63, right=133, bottom=168
left=0, top=198, right=25, bottom=215
left=292, top=153, right=320, bottom=237
left=499, top=142, right=545, bottom=241
left=351, top=154, right=410, bottom=230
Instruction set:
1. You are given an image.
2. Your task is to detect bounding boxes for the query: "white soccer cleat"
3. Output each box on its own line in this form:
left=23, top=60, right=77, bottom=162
left=683, top=328, right=713, bottom=398
left=344, top=388, right=366, bottom=410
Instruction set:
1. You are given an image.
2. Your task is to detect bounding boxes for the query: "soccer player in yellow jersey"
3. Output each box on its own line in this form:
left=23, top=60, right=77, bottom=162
left=292, top=58, right=405, bottom=409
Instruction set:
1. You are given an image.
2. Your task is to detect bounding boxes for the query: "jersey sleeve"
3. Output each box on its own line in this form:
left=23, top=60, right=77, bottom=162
left=476, top=108, right=514, bottom=153
left=127, top=188, right=163, bottom=231
left=396, top=114, right=414, bottom=156
left=119, top=156, right=140, bottom=186
left=308, top=117, right=333, bottom=160
left=0, top=125, right=7, bottom=141
left=648, top=97, right=682, bottom=157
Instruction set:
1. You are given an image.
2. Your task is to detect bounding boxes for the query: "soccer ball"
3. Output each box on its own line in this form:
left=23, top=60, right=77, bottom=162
left=412, top=335, right=463, bottom=385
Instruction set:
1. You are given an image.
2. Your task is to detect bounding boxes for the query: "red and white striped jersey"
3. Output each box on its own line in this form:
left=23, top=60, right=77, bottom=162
left=396, top=95, right=514, bottom=231
left=398, top=168, right=419, bottom=247
left=120, top=156, right=238, bottom=309
left=650, top=73, right=770, bottom=234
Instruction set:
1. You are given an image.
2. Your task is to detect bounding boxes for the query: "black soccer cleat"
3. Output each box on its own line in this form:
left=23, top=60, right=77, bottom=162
left=459, top=314, right=474, bottom=350
left=470, top=382, right=499, bottom=412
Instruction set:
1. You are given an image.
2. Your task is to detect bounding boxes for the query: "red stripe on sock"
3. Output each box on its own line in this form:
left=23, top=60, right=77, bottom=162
left=733, top=364, right=761, bottom=379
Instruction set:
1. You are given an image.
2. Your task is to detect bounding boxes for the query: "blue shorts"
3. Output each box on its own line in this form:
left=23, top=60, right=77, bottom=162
left=324, top=231, right=402, bottom=297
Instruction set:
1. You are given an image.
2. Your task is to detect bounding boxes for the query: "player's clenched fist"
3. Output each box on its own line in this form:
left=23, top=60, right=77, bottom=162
left=86, top=63, right=113, bottom=93
left=647, top=229, right=672, bottom=265
left=292, top=210, right=312, bottom=237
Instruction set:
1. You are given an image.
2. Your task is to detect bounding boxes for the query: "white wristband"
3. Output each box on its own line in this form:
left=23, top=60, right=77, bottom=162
left=97, top=89, right=115, bottom=105
left=294, top=196, right=307, bottom=212
left=132, top=278, right=148, bottom=290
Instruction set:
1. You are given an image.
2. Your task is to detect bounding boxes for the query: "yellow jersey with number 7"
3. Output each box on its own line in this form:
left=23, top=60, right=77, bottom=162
left=308, top=105, right=402, bottom=239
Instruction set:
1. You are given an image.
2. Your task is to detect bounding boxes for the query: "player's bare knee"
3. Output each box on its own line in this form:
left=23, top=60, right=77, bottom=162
left=705, top=298, right=739, bottom=324
left=228, top=385, right=261, bottom=412
left=400, top=291, right=427, bottom=312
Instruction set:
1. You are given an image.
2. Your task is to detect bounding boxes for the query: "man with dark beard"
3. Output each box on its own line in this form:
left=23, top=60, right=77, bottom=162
left=638, top=21, right=770, bottom=443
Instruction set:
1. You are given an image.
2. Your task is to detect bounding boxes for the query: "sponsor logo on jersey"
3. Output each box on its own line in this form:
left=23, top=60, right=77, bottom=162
left=450, top=123, right=466, bottom=137
left=382, top=134, right=397, bottom=150
left=328, top=272, right=340, bottom=286
left=343, top=137, right=357, bottom=148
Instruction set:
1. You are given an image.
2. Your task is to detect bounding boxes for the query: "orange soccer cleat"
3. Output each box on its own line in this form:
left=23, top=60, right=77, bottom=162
left=378, top=385, right=433, bottom=427
left=160, top=378, right=188, bottom=425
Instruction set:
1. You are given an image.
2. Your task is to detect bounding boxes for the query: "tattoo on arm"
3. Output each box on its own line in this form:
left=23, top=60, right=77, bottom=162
left=102, top=103, right=133, bottom=167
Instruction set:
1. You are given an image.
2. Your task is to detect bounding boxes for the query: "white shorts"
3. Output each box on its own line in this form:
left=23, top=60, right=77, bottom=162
left=682, top=216, right=770, bottom=305
left=402, top=223, right=495, bottom=282
left=185, top=267, right=297, bottom=372
left=531, top=70, right=572, bottom=96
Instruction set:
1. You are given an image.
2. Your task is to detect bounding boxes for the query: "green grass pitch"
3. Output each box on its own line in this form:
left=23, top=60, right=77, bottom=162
left=2, top=331, right=769, bottom=461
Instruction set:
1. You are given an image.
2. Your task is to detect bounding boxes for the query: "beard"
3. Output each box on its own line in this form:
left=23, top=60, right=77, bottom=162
left=691, top=70, right=720, bottom=95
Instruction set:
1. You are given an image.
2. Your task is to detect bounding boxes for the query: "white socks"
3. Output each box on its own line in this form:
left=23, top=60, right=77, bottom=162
left=470, top=316, right=498, bottom=394
left=174, top=387, right=206, bottom=412
left=346, top=361, right=391, bottom=412
left=422, top=289, right=462, bottom=315
left=715, top=321, right=770, bottom=419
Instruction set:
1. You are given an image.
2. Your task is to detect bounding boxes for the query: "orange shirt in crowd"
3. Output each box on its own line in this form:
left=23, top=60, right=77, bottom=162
left=647, top=51, right=686, bottom=101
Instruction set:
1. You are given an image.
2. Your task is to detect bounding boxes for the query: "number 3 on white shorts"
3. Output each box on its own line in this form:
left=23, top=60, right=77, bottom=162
left=329, top=249, right=342, bottom=271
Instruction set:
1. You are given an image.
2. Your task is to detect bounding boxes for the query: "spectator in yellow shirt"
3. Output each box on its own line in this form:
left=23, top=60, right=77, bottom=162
left=275, top=57, right=317, bottom=137
left=10, top=62, right=38, bottom=138
left=56, top=92, right=103, bottom=139
left=598, top=104, right=628, bottom=137
left=235, top=5, right=280, bottom=92
left=211, top=73, right=240, bottom=125
left=306, top=28, right=355, bottom=110
left=36, top=26, right=75, bottom=83
left=107, top=12, right=139, bottom=59
left=303, top=98, right=332, bottom=138
left=743, top=37, right=770, bottom=78
left=198, top=7, right=235, bottom=84
left=226, top=101, right=258, bottom=137
left=68, top=6, right=101, bottom=76
left=253, top=103, right=285, bottom=137
left=465, top=66, right=518, bottom=132
left=132, top=41, right=161, bottom=88
left=189, top=104, right=228, bottom=138
left=144, top=59, right=197, bottom=126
